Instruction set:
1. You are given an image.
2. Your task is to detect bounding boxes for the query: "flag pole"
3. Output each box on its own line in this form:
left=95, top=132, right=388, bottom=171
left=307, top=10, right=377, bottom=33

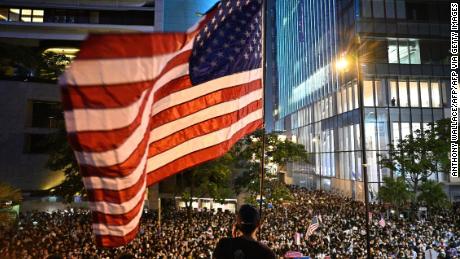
left=258, top=0, right=268, bottom=240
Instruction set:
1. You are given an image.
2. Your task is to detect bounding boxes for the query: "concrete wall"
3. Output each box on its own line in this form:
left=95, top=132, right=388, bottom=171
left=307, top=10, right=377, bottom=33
left=0, top=80, right=63, bottom=190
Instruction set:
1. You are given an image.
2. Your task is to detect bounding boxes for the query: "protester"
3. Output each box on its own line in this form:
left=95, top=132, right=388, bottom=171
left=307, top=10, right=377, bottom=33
left=213, top=204, right=276, bottom=259
left=1, top=186, right=459, bottom=258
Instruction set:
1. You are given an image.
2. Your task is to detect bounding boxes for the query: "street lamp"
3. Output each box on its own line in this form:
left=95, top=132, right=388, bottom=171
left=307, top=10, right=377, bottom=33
left=335, top=43, right=372, bottom=259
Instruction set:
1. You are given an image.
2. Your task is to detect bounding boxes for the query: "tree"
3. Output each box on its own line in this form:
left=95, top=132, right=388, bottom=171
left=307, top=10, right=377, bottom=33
left=0, top=182, right=22, bottom=228
left=46, top=120, right=83, bottom=203
left=178, top=153, right=236, bottom=216
left=234, top=129, right=309, bottom=203
left=378, top=177, right=411, bottom=214
left=423, top=118, right=451, bottom=174
left=418, top=180, right=450, bottom=211
left=0, top=43, right=70, bottom=81
left=379, top=119, right=450, bottom=198
left=37, top=52, right=71, bottom=81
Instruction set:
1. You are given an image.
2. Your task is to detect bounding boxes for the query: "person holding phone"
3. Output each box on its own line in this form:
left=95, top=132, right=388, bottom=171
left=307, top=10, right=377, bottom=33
left=213, top=204, right=276, bottom=259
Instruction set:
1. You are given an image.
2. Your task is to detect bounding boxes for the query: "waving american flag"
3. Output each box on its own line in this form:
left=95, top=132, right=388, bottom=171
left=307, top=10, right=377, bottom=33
left=60, top=0, right=263, bottom=247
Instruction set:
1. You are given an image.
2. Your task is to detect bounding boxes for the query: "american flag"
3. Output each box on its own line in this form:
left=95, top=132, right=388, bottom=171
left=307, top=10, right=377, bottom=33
left=306, top=216, right=320, bottom=237
left=59, top=0, right=263, bottom=247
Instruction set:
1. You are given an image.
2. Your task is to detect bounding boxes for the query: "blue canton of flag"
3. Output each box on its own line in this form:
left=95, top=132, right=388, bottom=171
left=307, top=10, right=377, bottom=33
left=190, top=0, right=263, bottom=85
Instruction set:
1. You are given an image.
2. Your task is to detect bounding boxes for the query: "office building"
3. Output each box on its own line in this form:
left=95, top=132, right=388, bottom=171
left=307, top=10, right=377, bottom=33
left=274, top=0, right=458, bottom=201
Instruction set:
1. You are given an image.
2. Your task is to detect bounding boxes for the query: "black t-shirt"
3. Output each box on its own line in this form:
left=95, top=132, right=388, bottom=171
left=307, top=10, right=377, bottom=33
left=213, top=236, right=276, bottom=259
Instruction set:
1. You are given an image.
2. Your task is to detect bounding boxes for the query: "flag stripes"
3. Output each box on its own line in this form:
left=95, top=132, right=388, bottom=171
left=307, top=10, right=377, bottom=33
left=60, top=1, right=263, bottom=247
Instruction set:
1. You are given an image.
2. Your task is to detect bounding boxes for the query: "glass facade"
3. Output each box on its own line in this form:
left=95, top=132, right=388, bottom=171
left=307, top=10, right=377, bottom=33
left=274, top=0, right=451, bottom=200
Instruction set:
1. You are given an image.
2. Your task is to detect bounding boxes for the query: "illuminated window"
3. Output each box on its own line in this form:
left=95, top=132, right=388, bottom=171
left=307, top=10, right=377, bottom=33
left=21, top=9, right=32, bottom=22
left=363, top=80, right=374, bottom=106
left=389, top=80, right=398, bottom=106
left=420, top=82, right=430, bottom=107
left=374, top=79, right=387, bottom=106
left=398, top=80, right=409, bottom=107
left=388, top=40, right=399, bottom=63
left=388, top=39, right=421, bottom=64
left=0, top=8, right=8, bottom=21
left=398, top=41, right=410, bottom=64
left=9, top=8, right=20, bottom=21
left=6, top=8, right=43, bottom=23
left=409, top=81, right=419, bottom=107
left=32, top=9, right=44, bottom=23
left=408, top=40, right=421, bottom=64
left=431, top=82, right=441, bottom=107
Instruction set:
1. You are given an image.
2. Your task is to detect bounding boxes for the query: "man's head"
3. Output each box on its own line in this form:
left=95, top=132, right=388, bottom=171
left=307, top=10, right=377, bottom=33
left=236, top=204, right=260, bottom=235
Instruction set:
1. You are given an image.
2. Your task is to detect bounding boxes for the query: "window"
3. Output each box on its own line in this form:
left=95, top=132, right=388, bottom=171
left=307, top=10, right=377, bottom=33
left=347, top=86, right=353, bottom=111
left=32, top=9, right=44, bottom=23
left=408, top=40, right=421, bottom=64
left=30, top=101, right=61, bottom=128
left=373, top=0, right=385, bottom=18
left=24, top=134, right=50, bottom=153
left=377, top=108, right=389, bottom=150
left=398, top=41, right=410, bottom=64
left=362, top=0, right=372, bottom=18
left=363, top=80, right=374, bottom=106
left=342, top=88, right=348, bottom=112
left=21, top=9, right=32, bottom=22
left=365, top=109, right=377, bottom=150
left=0, top=8, right=7, bottom=21
left=388, top=39, right=421, bottom=64
left=388, top=40, right=399, bottom=63
left=396, top=0, right=406, bottom=19
left=9, top=8, right=20, bottom=21
left=401, top=122, right=411, bottom=139
left=409, top=81, right=419, bottom=107
left=354, top=83, right=359, bottom=109
left=366, top=40, right=388, bottom=63
left=385, top=0, right=396, bottom=18
left=398, top=80, right=409, bottom=107
left=431, top=82, right=441, bottom=108
left=335, top=92, right=341, bottom=115
left=6, top=8, right=43, bottom=23
left=392, top=122, right=400, bottom=145
left=390, top=80, right=398, bottom=106
left=420, top=82, right=430, bottom=107
left=374, top=79, right=387, bottom=106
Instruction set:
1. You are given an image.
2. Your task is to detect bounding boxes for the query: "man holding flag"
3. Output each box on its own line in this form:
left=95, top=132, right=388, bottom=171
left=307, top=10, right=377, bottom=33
left=60, top=0, right=264, bottom=248
left=306, top=216, right=320, bottom=238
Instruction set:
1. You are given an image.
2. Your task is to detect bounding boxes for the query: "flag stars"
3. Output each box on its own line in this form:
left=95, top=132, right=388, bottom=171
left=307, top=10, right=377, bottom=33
left=210, top=61, right=218, bottom=67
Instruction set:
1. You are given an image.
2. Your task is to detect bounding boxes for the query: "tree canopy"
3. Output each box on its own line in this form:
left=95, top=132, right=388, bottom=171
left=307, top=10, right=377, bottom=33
left=379, top=118, right=450, bottom=196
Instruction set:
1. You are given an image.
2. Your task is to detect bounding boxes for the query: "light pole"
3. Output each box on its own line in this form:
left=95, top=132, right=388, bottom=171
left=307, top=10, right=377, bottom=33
left=336, top=38, right=372, bottom=258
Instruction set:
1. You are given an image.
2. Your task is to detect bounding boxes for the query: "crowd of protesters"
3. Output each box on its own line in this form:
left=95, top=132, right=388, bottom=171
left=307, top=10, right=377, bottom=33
left=1, top=186, right=459, bottom=258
